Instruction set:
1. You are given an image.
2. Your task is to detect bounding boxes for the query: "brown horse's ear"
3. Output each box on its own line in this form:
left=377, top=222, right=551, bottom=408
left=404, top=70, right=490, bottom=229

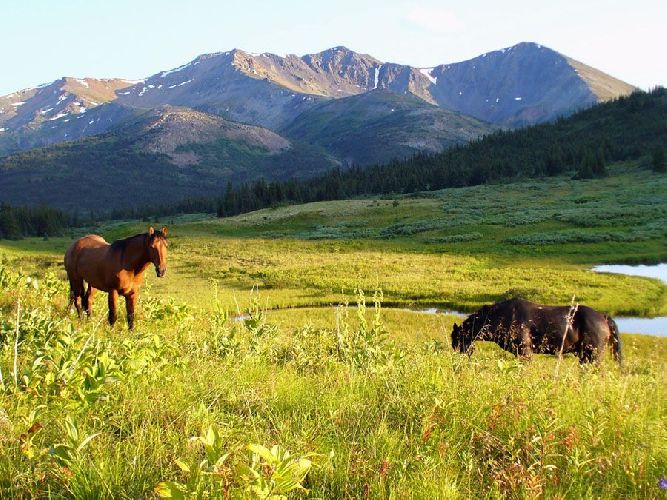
left=148, top=226, right=155, bottom=236
left=161, top=226, right=168, bottom=236
left=453, top=323, right=459, bottom=329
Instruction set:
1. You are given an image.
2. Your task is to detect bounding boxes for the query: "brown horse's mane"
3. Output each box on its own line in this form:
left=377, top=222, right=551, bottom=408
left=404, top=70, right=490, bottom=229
left=109, top=230, right=167, bottom=259
left=109, top=233, right=146, bottom=257
left=110, top=232, right=147, bottom=247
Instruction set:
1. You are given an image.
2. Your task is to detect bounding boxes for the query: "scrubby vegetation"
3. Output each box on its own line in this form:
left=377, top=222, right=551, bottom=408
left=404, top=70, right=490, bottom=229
left=0, top=263, right=665, bottom=497
left=0, top=149, right=664, bottom=497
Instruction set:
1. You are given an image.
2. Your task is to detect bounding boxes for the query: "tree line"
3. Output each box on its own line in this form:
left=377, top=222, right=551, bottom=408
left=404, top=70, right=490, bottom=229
left=0, top=204, right=80, bottom=240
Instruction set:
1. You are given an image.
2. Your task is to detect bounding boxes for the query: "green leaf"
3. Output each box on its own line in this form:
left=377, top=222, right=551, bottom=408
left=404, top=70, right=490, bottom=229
left=154, top=481, right=187, bottom=499
left=248, top=443, right=277, bottom=464
left=76, top=432, right=101, bottom=452
left=175, top=459, right=191, bottom=473
left=205, top=426, right=217, bottom=447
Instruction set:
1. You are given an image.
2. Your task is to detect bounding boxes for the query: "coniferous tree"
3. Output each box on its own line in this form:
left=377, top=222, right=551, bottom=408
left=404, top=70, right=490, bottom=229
left=652, top=146, right=666, bottom=172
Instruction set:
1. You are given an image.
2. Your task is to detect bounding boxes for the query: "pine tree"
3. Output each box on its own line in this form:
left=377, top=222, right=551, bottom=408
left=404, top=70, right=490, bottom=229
left=574, top=150, right=595, bottom=179
left=652, top=146, right=666, bottom=172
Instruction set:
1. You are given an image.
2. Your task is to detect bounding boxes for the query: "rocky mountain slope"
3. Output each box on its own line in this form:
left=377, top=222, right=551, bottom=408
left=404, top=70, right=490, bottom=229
left=282, top=90, right=493, bottom=165
left=425, top=42, right=636, bottom=126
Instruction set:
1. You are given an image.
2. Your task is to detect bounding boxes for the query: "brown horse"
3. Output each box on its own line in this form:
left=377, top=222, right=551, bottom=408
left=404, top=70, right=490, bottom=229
left=64, top=226, right=168, bottom=329
left=451, top=298, right=622, bottom=364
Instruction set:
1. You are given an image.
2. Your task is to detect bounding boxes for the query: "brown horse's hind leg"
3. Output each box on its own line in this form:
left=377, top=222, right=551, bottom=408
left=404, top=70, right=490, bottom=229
left=108, top=290, right=118, bottom=326
left=83, top=284, right=96, bottom=317
left=68, top=279, right=84, bottom=318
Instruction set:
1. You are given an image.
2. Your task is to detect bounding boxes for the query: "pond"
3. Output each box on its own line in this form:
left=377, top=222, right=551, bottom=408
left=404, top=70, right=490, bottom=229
left=593, top=264, right=666, bottom=337
left=234, top=264, right=667, bottom=337
left=590, top=263, right=666, bottom=337
left=592, top=263, right=667, bottom=283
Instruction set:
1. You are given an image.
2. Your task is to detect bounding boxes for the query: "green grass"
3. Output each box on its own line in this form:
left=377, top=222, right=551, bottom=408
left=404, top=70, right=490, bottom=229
left=0, top=165, right=665, bottom=497
left=0, top=265, right=665, bottom=498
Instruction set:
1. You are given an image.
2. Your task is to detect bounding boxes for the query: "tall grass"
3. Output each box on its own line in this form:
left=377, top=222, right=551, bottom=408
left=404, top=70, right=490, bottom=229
left=0, top=263, right=665, bottom=497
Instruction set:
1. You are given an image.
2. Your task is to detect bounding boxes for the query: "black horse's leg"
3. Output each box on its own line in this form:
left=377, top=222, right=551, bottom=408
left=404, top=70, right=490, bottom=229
left=515, top=323, right=533, bottom=360
left=108, top=290, right=118, bottom=326
left=125, top=292, right=137, bottom=330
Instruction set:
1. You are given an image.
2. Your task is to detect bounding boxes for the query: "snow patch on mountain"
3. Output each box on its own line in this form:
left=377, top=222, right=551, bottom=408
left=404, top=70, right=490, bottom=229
left=419, top=68, right=437, bottom=85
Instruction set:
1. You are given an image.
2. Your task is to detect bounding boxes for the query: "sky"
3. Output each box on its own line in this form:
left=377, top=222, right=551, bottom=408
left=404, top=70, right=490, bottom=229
left=1, top=0, right=665, bottom=95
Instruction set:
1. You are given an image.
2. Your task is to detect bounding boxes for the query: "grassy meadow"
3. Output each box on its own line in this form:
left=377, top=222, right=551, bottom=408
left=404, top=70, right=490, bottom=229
left=0, top=163, right=666, bottom=497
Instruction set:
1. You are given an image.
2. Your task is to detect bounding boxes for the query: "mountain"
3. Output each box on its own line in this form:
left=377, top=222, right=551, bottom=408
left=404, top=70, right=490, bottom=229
left=0, top=93, right=494, bottom=210
left=0, top=77, right=136, bottom=130
left=424, top=42, right=636, bottom=127
left=0, top=43, right=635, bottom=158
left=0, top=107, right=337, bottom=210
left=0, top=78, right=145, bottom=159
left=0, top=42, right=639, bottom=211
left=282, top=90, right=493, bottom=165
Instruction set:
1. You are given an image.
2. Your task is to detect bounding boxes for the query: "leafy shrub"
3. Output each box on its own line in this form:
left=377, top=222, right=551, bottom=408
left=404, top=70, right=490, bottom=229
left=505, top=229, right=657, bottom=245
left=424, top=232, right=483, bottom=244
left=265, top=324, right=336, bottom=373
left=379, top=220, right=451, bottom=238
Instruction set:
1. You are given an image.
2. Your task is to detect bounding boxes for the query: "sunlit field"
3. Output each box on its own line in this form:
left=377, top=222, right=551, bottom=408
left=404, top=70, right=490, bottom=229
left=0, top=165, right=665, bottom=497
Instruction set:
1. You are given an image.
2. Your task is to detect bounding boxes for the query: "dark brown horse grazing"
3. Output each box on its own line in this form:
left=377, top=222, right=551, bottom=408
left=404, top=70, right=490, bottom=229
left=451, top=298, right=622, bottom=364
left=64, top=227, right=168, bottom=329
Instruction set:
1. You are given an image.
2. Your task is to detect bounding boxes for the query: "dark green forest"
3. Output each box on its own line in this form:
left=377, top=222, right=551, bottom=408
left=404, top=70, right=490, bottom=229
left=0, top=204, right=77, bottom=240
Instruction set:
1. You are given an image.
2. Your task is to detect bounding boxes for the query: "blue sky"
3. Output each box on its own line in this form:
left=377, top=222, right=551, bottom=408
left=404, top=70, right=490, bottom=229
left=2, top=0, right=665, bottom=95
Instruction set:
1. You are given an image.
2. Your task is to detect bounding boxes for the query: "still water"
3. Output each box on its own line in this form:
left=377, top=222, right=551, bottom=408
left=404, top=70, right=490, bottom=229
left=592, top=264, right=666, bottom=337
left=236, top=265, right=667, bottom=337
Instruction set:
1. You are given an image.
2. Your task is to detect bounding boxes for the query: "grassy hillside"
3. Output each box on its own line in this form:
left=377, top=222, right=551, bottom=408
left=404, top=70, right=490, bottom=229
left=2, top=163, right=664, bottom=316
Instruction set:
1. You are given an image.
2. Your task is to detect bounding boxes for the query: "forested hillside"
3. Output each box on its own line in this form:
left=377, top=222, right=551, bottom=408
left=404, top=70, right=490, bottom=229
left=110, top=88, right=666, bottom=219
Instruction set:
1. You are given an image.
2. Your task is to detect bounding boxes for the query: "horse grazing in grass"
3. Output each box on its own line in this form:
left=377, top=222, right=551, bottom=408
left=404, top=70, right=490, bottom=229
left=64, top=227, right=168, bottom=329
left=451, top=298, right=622, bottom=364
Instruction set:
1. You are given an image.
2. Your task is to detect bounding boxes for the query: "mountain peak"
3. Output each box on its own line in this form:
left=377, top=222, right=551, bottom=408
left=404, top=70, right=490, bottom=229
left=326, top=45, right=352, bottom=53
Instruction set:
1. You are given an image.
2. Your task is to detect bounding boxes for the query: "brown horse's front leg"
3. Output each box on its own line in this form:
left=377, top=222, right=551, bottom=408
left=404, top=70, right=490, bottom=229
left=83, top=285, right=96, bottom=317
left=69, top=279, right=84, bottom=318
left=108, top=290, right=118, bottom=326
left=125, top=292, right=137, bottom=330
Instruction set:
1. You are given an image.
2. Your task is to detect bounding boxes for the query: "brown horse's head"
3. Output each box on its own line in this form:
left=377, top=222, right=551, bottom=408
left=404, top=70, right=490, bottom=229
left=147, top=226, right=168, bottom=277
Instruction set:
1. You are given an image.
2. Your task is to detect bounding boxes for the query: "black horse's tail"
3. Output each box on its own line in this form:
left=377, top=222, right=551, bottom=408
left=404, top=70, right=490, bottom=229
left=607, top=316, right=622, bottom=365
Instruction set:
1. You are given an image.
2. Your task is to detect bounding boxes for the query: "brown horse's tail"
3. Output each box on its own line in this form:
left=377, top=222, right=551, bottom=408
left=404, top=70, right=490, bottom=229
left=607, top=316, right=622, bottom=365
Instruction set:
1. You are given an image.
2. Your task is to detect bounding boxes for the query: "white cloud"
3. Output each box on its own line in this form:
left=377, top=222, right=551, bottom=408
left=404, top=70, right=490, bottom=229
left=407, top=6, right=465, bottom=34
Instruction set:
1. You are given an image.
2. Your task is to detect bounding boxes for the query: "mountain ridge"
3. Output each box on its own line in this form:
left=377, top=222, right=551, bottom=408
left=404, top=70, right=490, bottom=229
left=0, top=42, right=635, bottom=143
left=0, top=41, right=638, bottom=206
